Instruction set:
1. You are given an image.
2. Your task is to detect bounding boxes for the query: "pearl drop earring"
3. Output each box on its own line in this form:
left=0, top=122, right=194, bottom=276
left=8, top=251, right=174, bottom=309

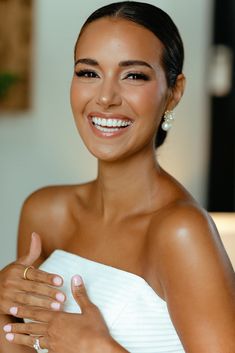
left=161, top=110, right=175, bottom=131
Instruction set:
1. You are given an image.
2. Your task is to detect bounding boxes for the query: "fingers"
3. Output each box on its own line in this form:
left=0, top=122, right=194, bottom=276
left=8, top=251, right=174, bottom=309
left=0, top=232, right=65, bottom=319
left=3, top=320, right=49, bottom=351
left=3, top=262, right=63, bottom=287
left=16, top=232, right=63, bottom=286
left=4, top=332, right=48, bottom=351
left=2, top=294, right=62, bottom=322
left=17, top=232, right=42, bottom=267
left=0, top=275, right=65, bottom=316
left=71, top=275, right=95, bottom=313
left=3, top=322, right=47, bottom=336
left=16, top=278, right=66, bottom=303
left=9, top=291, right=63, bottom=311
left=21, top=266, right=63, bottom=287
left=0, top=263, right=64, bottom=315
left=8, top=305, right=54, bottom=323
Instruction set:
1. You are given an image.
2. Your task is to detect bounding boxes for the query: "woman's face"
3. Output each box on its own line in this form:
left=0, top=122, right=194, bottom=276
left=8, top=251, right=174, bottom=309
left=71, top=17, right=172, bottom=161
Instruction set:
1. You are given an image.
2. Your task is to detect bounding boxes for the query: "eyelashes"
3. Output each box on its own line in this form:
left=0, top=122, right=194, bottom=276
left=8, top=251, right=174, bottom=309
left=124, top=72, right=150, bottom=81
left=75, top=70, right=99, bottom=78
left=75, top=69, right=150, bottom=81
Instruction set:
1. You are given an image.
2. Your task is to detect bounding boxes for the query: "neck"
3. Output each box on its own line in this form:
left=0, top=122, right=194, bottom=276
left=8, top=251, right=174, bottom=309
left=92, top=145, right=163, bottom=221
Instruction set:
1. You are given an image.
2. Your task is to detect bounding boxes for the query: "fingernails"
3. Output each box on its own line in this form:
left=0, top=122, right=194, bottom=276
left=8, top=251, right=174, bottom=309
left=9, top=307, right=18, bottom=316
left=51, top=302, right=61, bottom=310
left=56, top=292, right=65, bottom=302
left=6, top=333, right=14, bottom=341
left=72, top=275, right=82, bottom=287
left=53, top=276, right=63, bottom=286
left=3, top=325, right=11, bottom=333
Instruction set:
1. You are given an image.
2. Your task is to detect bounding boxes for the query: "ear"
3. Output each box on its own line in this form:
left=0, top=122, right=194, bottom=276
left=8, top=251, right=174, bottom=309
left=166, top=73, right=186, bottom=111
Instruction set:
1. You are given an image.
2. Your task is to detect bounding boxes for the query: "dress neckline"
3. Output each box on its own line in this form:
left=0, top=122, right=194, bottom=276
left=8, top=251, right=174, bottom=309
left=53, top=249, right=165, bottom=302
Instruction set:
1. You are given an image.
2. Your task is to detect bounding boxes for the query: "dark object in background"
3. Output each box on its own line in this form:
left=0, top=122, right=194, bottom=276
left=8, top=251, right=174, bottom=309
left=207, top=0, right=235, bottom=211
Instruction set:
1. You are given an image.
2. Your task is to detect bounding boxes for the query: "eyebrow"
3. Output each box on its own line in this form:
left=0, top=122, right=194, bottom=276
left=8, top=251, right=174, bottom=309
left=75, top=58, right=153, bottom=69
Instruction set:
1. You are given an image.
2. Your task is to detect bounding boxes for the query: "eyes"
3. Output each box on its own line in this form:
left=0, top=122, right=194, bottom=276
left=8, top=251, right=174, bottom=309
left=75, top=69, right=150, bottom=81
left=127, top=73, right=149, bottom=81
left=75, top=70, right=98, bottom=79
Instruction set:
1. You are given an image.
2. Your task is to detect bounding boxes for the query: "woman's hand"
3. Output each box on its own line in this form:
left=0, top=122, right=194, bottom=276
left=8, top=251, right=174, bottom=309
left=3, top=275, right=116, bottom=353
left=0, top=233, right=66, bottom=317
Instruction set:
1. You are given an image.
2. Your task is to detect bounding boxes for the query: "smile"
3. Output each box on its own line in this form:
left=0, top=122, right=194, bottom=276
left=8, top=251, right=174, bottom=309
left=88, top=114, right=133, bottom=138
left=91, top=117, right=132, bottom=131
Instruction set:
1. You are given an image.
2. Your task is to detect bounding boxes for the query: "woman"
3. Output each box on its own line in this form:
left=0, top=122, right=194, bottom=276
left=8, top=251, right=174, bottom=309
left=0, top=1, right=234, bottom=352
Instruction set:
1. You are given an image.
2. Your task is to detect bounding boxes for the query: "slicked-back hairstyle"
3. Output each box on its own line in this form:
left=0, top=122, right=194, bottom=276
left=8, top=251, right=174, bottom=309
left=75, top=1, right=184, bottom=148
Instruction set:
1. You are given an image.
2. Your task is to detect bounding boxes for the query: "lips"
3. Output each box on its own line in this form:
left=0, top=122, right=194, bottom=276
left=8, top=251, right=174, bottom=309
left=87, top=112, right=133, bottom=138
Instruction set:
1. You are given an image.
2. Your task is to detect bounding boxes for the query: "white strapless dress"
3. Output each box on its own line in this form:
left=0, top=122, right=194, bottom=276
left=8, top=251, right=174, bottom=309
left=38, top=249, right=185, bottom=353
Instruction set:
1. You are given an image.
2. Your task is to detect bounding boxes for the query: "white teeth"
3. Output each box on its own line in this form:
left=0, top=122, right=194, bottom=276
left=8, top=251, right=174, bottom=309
left=91, top=116, right=132, bottom=128
left=107, top=119, right=113, bottom=127
left=95, top=125, right=119, bottom=132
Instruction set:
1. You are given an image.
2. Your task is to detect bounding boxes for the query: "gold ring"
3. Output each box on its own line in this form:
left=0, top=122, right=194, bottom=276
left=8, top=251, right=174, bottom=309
left=23, top=265, right=34, bottom=280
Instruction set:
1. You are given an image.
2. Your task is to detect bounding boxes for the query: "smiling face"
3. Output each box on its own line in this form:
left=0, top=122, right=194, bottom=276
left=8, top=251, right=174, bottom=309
left=70, top=17, right=177, bottom=161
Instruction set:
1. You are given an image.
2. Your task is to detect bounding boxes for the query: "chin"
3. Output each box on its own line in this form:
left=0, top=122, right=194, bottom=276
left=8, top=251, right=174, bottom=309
left=85, top=143, right=127, bottom=162
left=90, top=149, right=122, bottom=162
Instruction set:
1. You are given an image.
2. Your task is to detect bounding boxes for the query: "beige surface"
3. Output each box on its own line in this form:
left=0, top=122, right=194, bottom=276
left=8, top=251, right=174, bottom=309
left=210, top=213, right=235, bottom=269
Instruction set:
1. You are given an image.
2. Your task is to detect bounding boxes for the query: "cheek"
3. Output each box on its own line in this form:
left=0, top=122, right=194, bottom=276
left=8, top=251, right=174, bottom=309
left=70, top=79, right=94, bottom=114
left=124, top=83, right=167, bottom=120
left=70, top=79, right=79, bottom=113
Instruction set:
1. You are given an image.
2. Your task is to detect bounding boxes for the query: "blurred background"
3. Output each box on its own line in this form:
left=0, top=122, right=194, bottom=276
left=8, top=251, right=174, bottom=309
left=0, top=0, right=234, bottom=269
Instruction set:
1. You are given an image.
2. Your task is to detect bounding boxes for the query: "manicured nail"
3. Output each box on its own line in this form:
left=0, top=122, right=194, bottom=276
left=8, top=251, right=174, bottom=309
left=56, top=292, right=65, bottom=302
left=51, top=302, right=60, bottom=310
left=6, top=333, right=14, bottom=341
left=72, top=275, right=82, bottom=287
left=3, top=325, right=11, bottom=333
left=53, top=276, right=63, bottom=286
left=9, top=307, right=18, bottom=316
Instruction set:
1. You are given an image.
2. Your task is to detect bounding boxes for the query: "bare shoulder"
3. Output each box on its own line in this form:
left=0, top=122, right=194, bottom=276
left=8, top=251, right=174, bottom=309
left=148, top=201, right=235, bottom=352
left=21, top=185, right=78, bottom=221
left=149, top=200, right=233, bottom=273
left=17, top=183, right=91, bottom=262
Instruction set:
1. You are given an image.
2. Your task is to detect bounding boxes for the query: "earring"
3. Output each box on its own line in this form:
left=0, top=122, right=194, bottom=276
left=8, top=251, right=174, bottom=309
left=161, top=110, right=175, bottom=131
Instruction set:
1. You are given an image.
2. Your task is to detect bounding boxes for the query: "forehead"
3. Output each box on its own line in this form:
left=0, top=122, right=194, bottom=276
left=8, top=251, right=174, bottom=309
left=75, top=17, right=164, bottom=65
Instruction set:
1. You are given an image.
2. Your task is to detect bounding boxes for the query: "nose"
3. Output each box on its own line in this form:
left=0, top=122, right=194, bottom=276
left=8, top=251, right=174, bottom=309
left=96, top=78, right=122, bottom=109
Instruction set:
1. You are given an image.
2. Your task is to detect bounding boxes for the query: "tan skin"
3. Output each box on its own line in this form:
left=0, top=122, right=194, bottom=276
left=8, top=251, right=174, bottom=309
left=0, top=17, right=235, bottom=353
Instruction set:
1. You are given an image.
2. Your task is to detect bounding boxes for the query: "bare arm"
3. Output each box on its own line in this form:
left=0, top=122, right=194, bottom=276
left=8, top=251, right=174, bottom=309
left=154, top=205, right=235, bottom=353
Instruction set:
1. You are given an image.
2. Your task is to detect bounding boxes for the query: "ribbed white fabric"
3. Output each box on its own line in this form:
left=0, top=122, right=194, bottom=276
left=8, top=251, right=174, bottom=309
left=38, top=250, right=185, bottom=353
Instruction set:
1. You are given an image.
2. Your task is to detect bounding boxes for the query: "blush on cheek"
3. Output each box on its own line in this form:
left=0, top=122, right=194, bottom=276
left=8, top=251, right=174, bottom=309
left=71, top=82, right=96, bottom=112
left=126, top=86, right=165, bottom=120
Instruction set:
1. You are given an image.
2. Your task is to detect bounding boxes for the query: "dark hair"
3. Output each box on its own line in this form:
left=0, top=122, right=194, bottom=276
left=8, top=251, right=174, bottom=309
left=75, top=1, right=184, bottom=148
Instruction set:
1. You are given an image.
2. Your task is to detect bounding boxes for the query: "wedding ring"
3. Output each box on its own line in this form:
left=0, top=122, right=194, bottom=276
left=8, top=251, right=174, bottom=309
left=33, top=337, right=42, bottom=350
left=23, top=265, right=34, bottom=280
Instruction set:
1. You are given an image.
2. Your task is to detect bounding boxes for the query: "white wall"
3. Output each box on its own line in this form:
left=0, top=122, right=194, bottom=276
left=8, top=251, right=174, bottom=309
left=0, top=0, right=213, bottom=269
